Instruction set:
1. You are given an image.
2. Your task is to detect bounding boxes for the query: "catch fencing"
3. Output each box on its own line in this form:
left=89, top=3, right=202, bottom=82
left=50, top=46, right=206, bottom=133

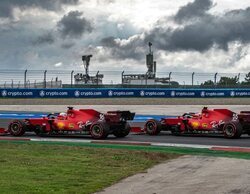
left=0, top=70, right=249, bottom=88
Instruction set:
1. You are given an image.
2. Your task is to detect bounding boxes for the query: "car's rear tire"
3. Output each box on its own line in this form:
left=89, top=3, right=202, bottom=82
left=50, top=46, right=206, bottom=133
left=90, top=122, right=109, bottom=139
left=171, top=128, right=181, bottom=136
left=145, top=119, right=161, bottom=135
left=8, top=120, right=26, bottom=136
left=223, top=121, right=242, bottom=139
left=113, top=123, right=131, bottom=138
left=33, top=125, right=48, bottom=136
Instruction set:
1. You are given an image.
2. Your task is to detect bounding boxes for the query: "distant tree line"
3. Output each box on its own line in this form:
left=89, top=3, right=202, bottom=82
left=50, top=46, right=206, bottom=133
left=201, top=72, right=250, bottom=87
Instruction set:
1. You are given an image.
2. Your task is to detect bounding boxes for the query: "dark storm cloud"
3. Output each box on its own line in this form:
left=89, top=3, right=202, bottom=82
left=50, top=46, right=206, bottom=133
left=101, top=37, right=117, bottom=47
left=33, top=32, right=55, bottom=45
left=174, top=0, right=214, bottom=23
left=61, top=42, right=75, bottom=49
left=101, top=0, right=250, bottom=61
left=0, top=0, right=79, bottom=18
left=151, top=0, right=250, bottom=52
left=57, top=11, right=93, bottom=38
left=147, top=7, right=250, bottom=52
left=100, top=36, right=144, bottom=60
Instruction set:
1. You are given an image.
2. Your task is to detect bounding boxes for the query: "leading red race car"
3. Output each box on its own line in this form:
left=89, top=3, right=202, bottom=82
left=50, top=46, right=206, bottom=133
left=8, top=107, right=135, bottom=139
left=144, top=107, right=250, bottom=138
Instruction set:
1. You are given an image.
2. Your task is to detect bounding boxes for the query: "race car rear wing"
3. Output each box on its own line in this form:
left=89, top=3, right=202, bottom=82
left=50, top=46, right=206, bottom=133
left=105, top=111, right=135, bottom=122
left=238, top=111, right=250, bottom=123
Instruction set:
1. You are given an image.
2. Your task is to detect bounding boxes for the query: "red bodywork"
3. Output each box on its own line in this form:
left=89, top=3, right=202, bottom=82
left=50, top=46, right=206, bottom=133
left=143, top=107, right=250, bottom=138
left=0, top=128, right=7, bottom=134
left=162, top=108, right=237, bottom=132
left=8, top=107, right=135, bottom=139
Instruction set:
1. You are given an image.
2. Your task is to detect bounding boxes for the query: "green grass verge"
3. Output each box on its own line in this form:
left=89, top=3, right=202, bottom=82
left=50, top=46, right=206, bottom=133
left=0, top=140, right=249, bottom=194
left=2, top=140, right=250, bottom=160
left=0, top=142, right=179, bottom=194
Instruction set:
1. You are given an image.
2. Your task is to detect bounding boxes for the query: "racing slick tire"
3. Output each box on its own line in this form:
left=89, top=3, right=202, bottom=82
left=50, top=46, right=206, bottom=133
left=171, top=128, right=181, bottom=136
left=145, top=119, right=162, bottom=135
left=113, top=123, right=131, bottom=138
left=34, top=125, right=48, bottom=136
left=223, top=121, right=242, bottom=139
left=90, top=122, right=109, bottom=139
left=8, top=120, right=26, bottom=136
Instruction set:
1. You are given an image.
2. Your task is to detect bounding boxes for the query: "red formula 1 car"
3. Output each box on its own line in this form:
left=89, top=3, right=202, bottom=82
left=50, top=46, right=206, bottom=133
left=145, top=107, right=250, bottom=138
left=8, top=107, right=135, bottom=139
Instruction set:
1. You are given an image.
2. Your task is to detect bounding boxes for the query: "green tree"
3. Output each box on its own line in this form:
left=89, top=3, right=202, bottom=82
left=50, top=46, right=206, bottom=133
left=201, top=80, right=214, bottom=86
left=245, top=72, right=250, bottom=83
left=217, top=76, right=238, bottom=86
left=241, top=72, right=250, bottom=85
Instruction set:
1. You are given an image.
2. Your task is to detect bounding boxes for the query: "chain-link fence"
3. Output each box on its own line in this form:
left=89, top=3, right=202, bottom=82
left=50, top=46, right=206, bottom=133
left=0, top=69, right=249, bottom=88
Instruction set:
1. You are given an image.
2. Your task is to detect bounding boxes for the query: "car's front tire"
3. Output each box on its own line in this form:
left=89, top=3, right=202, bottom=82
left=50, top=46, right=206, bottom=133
left=145, top=119, right=162, bottom=135
left=8, top=120, right=26, bottom=136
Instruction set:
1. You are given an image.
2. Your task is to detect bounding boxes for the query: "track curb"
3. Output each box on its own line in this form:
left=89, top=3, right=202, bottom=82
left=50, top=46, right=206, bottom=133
left=210, top=147, right=250, bottom=153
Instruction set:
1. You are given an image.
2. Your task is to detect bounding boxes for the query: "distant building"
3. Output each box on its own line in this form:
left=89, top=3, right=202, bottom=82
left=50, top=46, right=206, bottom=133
left=122, top=42, right=176, bottom=85
left=74, top=55, right=104, bottom=85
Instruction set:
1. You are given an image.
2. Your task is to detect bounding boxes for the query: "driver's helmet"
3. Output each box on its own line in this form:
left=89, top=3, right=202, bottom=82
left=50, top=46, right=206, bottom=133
left=202, top=107, right=208, bottom=113
left=59, top=112, right=67, bottom=117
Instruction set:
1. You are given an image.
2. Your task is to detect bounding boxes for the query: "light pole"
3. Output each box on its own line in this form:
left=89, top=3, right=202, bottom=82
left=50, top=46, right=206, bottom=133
left=24, top=69, right=27, bottom=88
left=121, top=71, right=124, bottom=85
left=44, top=70, right=47, bottom=88
left=214, top=73, right=218, bottom=87
left=192, top=72, right=195, bottom=86
left=169, top=72, right=172, bottom=86
left=71, top=70, right=74, bottom=88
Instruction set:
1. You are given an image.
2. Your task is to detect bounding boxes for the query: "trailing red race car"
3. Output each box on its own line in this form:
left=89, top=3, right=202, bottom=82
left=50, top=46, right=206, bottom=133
left=144, top=107, right=250, bottom=139
left=8, top=107, right=135, bottom=139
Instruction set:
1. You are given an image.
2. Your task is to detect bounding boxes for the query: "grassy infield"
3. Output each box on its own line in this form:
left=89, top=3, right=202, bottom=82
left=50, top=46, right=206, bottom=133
left=0, top=141, right=249, bottom=194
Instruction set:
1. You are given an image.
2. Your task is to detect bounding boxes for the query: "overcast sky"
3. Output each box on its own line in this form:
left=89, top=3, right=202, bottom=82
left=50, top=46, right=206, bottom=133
left=1, top=0, right=250, bottom=73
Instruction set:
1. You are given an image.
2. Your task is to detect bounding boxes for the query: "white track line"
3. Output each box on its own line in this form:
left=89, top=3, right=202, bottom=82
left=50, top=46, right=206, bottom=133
left=30, top=138, right=91, bottom=144
left=151, top=143, right=213, bottom=149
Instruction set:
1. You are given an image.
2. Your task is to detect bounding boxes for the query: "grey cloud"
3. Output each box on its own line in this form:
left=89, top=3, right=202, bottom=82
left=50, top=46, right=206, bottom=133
left=100, top=1, right=250, bottom=61
left=227, top=45, right=248, bottom=67
left=174, top=0, right=214, bottom=23
left=101, top=37, right=116, bottom=47
left=148, top=7, right=250, bottom=52
left=0, top=18, right=76, bottom=70
left=0, top=0, right=79, bottom=18
left=100, top=36, right=145, bottom=60
left=57, top=11, right=92, bottom=39
left=61, top=42, right=75, bottom=49
left=97, top=0, right=116, bottom=4
left=152, top=0, right=250, bottom=52
left=33, top=32, right=55, bottom=45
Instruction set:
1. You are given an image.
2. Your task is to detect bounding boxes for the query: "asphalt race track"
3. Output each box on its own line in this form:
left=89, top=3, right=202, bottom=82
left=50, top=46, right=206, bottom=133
left=1, top=118, right=250, bottom=148
left=1, top=132, right=249, bottom=148
left=1, top=105, right=250, bottom=148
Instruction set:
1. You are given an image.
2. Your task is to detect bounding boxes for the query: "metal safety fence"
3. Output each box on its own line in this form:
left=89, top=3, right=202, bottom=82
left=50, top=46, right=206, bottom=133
left=0, top=69, right=249, bottom=89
